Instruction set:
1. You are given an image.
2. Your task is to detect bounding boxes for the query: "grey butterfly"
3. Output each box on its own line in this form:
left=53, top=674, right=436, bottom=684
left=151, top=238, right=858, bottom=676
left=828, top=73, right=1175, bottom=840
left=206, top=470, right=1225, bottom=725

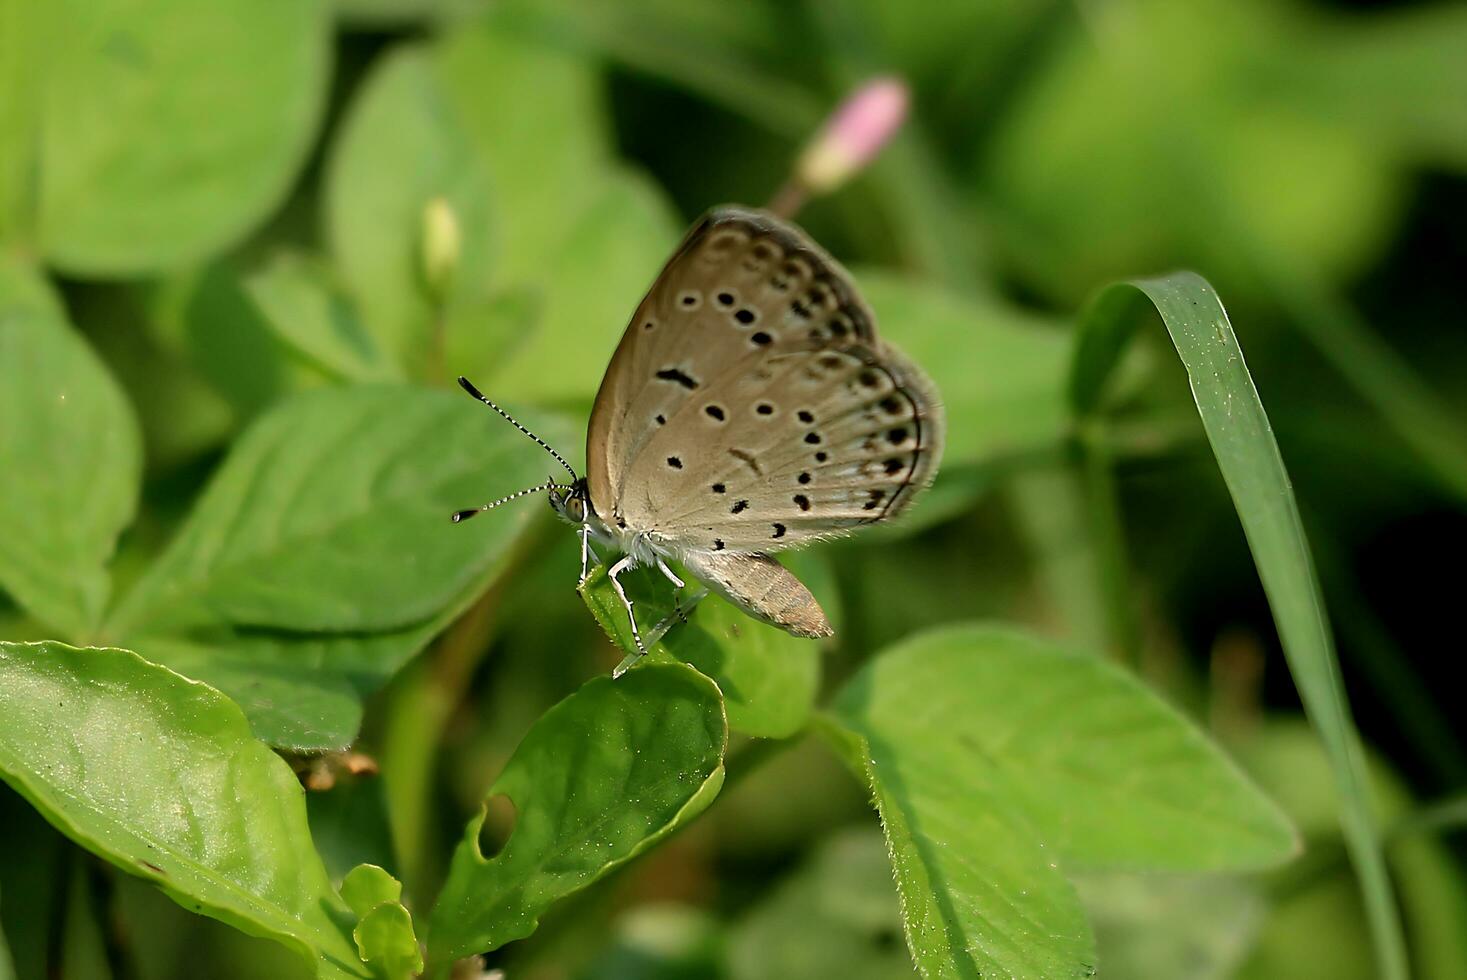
left=455, top=205, right=944, bottom=671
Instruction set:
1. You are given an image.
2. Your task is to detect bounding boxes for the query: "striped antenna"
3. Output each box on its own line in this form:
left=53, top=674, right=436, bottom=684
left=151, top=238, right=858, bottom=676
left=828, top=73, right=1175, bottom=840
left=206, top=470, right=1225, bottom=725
left=452, top=479, right=563, bottom=523
left=457, top=376, right=577, bottom=480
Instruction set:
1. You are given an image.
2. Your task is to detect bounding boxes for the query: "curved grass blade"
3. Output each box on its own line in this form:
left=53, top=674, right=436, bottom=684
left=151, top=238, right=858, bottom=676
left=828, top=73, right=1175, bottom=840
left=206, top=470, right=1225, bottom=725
left=1071, top=271, right=1407, bottom=980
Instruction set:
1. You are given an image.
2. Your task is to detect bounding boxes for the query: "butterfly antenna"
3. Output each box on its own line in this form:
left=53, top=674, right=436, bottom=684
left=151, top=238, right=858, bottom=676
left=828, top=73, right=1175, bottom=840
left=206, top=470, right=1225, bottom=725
left=457, top=376, right=578, bottom=480
left=452, top=479, right=562, bottom=523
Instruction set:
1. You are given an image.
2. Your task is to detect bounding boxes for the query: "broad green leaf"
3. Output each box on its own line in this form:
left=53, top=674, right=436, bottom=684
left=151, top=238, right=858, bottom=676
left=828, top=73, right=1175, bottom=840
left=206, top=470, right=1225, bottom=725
left=324, top=45, right=494, bottom=376
left=836, top=624, right=1298, bottom=872
left=428, top=664, right=726, bottom=963
left=482, top=171, right=681, bottom=404
left=129, top=635, right=369, bottom=753
left=0, top=641, right=366, bottom=978
left=1072, top=272, right=1407, bottom=976
left=817, top=717, right=1094, bottom=980
left=858, top=272, right=1071, bottom=469
left=244, top=252, right=397, bottom=383
left=36, top=0, right=329, bottom=274
left=342, top=866, right=420, bottom=980
left=141, top=262, right=310, bottom=421
left=0, top=259, right=141, bottom=639
left=432, top=14, right=611, bottom=288
left=126, top=525, right=530, bottom=753
left=108, top=386, right=576, bottom=637
left=580, top=556, right=825, bottom=739
left=728, top=828, right=916, bottom=980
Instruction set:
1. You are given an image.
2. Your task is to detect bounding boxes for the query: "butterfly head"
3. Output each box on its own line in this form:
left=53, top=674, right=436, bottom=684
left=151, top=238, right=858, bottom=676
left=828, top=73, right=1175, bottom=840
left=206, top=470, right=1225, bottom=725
left=452, top=375, right=589, bottom=525
left=548, top=477, right=593, bottom=526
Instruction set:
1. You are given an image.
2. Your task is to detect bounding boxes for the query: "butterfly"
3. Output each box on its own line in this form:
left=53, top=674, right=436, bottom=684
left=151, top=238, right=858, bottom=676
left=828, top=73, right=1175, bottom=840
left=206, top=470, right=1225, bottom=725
left=454, top=206, right=944, bottom=672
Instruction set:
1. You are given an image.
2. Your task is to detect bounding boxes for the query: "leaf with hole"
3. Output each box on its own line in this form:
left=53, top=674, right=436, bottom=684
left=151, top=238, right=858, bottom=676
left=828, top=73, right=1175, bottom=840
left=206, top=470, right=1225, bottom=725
left=427, top=664, right=726, bottom=963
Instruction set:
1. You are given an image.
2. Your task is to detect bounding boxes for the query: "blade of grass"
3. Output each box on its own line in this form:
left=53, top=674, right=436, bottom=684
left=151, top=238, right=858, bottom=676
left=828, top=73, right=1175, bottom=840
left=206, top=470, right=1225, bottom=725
left=1072, top=271, right=1408, bottom=980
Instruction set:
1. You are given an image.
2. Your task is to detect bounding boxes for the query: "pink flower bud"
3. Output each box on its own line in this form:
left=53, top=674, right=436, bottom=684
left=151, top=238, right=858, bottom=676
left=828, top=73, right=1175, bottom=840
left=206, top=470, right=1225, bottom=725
left=796, top=76, right=910, bottom=194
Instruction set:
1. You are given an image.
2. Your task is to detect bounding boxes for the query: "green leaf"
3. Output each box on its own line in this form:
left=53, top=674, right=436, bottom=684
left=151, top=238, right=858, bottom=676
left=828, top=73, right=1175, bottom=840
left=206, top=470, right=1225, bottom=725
left=323, top=45, right=494, bottom=376
left=353, top=905, right=421, bottom=980
left=836, top=624, right=1297, bottom=871
left=858, top=272, right=1071, bottom=469
left=432, top=14, right=612, bottom=288
left=244, top=252, right=397, bottom=383
left=125, top=511, right=523, bottom=753
left=341, top=865, right=402, bottom=918
left=36, top=0, right=329, bottom=274
left=342, top=866, right=421, bottom=980
left=727, top=828, right=916, bottom=980
left=0, top=640, right=366, bottom=978
left=481, top=171, right=681, bottom=404
left=817, top=716, right=1094, bottom=980
left=1072, top=272, right=1407, bottom=978
left=427, top=664, right=726, bottom=963
left=133, top=634, right=367, bottom=753
left=0, top=258, right=141, bottom=639
left=107, top=386, right=577, bottom=637
left=579, top=558, right=824, bottom=739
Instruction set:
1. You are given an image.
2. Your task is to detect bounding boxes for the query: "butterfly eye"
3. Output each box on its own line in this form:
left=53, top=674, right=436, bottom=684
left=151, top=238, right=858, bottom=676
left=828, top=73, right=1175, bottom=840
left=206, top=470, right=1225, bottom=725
left=568, top=496, right=586, bottom=522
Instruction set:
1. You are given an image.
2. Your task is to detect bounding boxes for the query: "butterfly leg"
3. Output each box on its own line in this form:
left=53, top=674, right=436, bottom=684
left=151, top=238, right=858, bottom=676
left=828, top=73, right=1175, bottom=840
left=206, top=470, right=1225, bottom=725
left=607, top=555, right=647, bottom=668
left=578, top=523, right=596, bottom=585
left=646, top=585, right=707, bottom=647
left=655, top=556, right=685, bottom=589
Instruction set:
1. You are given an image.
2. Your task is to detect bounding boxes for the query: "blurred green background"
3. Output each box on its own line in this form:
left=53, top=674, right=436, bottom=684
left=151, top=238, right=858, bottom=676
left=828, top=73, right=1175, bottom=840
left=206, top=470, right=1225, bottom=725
left=2, top=0, right=1466, bottom=977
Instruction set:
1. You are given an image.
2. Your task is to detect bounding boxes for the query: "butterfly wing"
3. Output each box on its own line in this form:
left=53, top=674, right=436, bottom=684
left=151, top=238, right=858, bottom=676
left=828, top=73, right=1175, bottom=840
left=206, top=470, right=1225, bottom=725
left=679, top=550, right=832, bottom=637
left=586, top=206, right=943, bottom=554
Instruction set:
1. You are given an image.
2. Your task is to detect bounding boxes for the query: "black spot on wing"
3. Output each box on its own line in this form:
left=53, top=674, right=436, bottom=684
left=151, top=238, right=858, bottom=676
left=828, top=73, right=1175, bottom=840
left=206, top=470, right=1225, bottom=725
left=656, top=367, right=699, bottom=390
